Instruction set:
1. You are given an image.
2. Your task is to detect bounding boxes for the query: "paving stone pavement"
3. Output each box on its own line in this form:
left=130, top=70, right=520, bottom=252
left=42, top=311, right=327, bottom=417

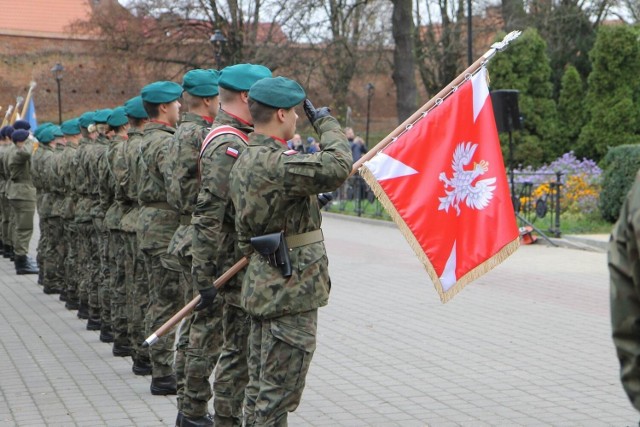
left=0, top=213, right=637, bottom=426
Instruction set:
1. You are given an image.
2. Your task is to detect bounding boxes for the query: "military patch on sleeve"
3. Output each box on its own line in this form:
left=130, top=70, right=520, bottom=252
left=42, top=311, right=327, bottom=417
left=226, top=147, right=239, bottom=159
left=283, top=149, right=298, bottom=156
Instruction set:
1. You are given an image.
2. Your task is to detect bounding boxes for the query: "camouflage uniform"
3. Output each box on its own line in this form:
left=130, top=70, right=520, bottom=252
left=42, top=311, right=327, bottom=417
left=7, top=139, right=38, bottom=257
left=31, top=142, right=56, bottom=290
left=103, top=134, right=130, bottom=349
left=59, top=141, right=80, bottom=306
left=229, top=116, right=351, bottom=426
left=121, top=126, right=150, bottom=368
left=191, top=110, right=253, bottom=425
left=47, top=143, right=67, bottom=295
left=165, top=111, right=216, bottom=415
left=0, top=142, right=13, bottom=254
left=73, top=135, right=98, bottom=316
left=609, top=172, right=640, bottom=413
left=137, top=121, right=181, bottom=380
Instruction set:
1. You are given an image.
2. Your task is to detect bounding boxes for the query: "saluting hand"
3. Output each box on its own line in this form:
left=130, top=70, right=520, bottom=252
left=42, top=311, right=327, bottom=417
left=303, top=99, right=332, bottom=127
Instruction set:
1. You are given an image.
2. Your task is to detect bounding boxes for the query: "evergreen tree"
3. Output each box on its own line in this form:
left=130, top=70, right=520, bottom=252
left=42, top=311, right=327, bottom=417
left=577, top=25, right=640, bottom=161
left=557, top=65, right=585, bottom=155
left=488, top=28, right=560, bottom=167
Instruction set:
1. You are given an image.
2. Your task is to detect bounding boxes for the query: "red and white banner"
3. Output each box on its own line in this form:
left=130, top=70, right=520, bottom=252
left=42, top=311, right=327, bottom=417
left=360, top=67, right=519, bottom=303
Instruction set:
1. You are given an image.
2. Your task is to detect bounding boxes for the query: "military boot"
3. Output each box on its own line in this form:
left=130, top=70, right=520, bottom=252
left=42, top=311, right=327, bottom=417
left=113, top=342, right=132, bottom=357
left=86, top=317, right=101, bottom=331
left=132, top=357, right=152, bottom=376
left=180, top=413, right=213, bottom=427
left=150, top=374, right=177, bottom=395
left=99, top=325, right=114, bottom=343
left=0, top=240, right=4, bottom=255
left=59, top=290, right=68, bottom=302
left=15, top=255, right=39, bottom=275
left=3, top=244, right=10, bottom=258
left=65, top=298, right=79, bottom=311
left=8, top=246, right=15, bottom=261
left=77, top=301, right=90, bottom=319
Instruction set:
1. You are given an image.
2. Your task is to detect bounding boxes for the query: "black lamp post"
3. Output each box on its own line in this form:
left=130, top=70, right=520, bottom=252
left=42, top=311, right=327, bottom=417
left=365, top=83, right=374, bottom=147
left=51, top=63, right=64, bottom=124
left=209, top=29, right=227, bottom=69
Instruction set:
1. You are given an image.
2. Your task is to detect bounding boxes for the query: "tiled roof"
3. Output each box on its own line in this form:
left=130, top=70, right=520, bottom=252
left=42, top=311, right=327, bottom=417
left=0, top=0, right=94, bottom=39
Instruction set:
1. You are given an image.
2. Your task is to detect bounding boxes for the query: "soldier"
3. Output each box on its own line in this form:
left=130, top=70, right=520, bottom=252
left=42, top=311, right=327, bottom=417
left=87, top=108, right=112, bottom=338
left=0, top=126, right=14, bottom=259
left=59, top=118, right=82, bottom=310
left=189, top=63, right=271, bottom=427
left=229, top=77, right=351, bottom=425
left=137, top=81, right=183, bottom=395
left=31, top=122, right=54, bottom=283
left=120, top=96, right=152, bottom=376
left=74, top=112, right=97, bottom=320
left=47, top=125, right=68, bottom=299
left=164, top=68, right=220, bottom=425
left=7, top=128, right=39, bottom=275
left=610, top=174, right=640, bottom=415
left=103, top=107, right=132, bottom=357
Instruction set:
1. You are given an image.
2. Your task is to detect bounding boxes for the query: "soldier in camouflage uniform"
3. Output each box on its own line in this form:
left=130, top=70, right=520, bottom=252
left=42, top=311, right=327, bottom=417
left=7, top=128, right=40, bottom=274
left=164, top=69, right=219, bottom=426
left=121, top=96, right=152, bottom=376
left=137, top=81, right=183, bottom=395
left=189, top=63, right=271, bottom=427
left=74, top=112, right=98, bottom=320
left=60, top=119, right=82, bottom=310
left=0, top=126, right=14, bottom=259
left=87, top=109, right=112, bottom=337
left=103, top=107, right=133, bottom=357
left=48, top=127, right=68, bottom=297
left=609, top=173, right=640, bottom=415
left=229, top=77, right=351, bottom=426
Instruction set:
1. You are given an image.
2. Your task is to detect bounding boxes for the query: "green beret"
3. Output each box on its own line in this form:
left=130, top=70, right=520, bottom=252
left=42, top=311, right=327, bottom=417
left=52, top=125, right=64, bottom=138
left=38, top=126, right=55, bottom=144
left=60, top=118, right=81, bottom=136
left=183, top=69, right=220, bottom=97
left=34, top=122, right=54, bottom=140
left=219, top=64, right=272, bottom=92
left=249, top=76, right=306, bottom=109
left=107, top=107, right=128, bottom=127
left=124, top=96, right=148, bottom=119
left=93, top=109, right=113, bottom=124
left=79, top=111, right=95, bottom=128
left=141, top=81, right=183, bottom=104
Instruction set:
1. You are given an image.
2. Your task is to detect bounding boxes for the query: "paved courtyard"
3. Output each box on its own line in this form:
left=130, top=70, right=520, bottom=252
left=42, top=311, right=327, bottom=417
left=0, top=213, right=637, bottom=426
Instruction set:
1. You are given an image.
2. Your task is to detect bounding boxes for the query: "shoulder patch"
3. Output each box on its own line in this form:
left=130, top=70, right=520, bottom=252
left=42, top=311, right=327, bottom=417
left=225, top=147, right=239, bottom=159
left=283, top=149, right=298, bottom=156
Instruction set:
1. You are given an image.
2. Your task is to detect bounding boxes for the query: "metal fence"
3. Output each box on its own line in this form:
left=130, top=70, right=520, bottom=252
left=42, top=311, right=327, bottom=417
left=325, top=171, right=565, bottom=237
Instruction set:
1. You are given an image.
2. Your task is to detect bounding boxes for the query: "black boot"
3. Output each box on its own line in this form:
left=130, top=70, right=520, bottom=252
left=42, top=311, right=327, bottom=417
left=99, top=325, right=114, bottom=342
left=15, top=255, right=39, bottom=275
left=180, top=413, right=214, bottom=427
left=132, top=357, right=152, bottom=376
left=175, top=412, right=183, bottom=427
left=65, top=298, right=79, bottom=310
left=86, top=317, right=101, bottom=331
left=0, top=240, right=4, bottom=255
left=8, top=246, right=15, bottom=261
left=3, top=244, right=10, bottom=258
left=113, top=342, right=132, bottom=357
left=150, top=374, right=177, bottom=395
left=59, top=290, right=68, bottom=302
left=77, top=302, right=89, bottom=319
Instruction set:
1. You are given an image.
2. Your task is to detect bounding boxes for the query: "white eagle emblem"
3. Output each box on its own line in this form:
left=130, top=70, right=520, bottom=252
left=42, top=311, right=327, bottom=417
left=438, top=142, right=497, bottom=216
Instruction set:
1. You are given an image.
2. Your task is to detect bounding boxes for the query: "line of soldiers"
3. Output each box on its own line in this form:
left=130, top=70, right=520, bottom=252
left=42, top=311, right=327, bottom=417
left=7, top=64, right=352, bottom=427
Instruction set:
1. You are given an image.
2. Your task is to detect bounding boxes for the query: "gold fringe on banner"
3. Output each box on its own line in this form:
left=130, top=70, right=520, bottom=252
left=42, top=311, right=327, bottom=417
left=359, top=165, right=520, bottom=304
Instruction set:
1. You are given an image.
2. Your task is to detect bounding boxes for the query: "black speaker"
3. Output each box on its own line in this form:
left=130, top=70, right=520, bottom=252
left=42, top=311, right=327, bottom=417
left=491, top=90, right=521, bottom=133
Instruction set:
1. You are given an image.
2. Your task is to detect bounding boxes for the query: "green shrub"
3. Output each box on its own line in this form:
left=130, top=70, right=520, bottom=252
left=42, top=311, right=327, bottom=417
left=599, top=144, right=640, bottom=222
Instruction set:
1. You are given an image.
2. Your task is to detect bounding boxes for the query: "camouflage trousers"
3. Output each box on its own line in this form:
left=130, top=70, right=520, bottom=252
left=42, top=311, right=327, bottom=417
left=81, top=220, right=101, bottom=320
left=142, top=250, right=182, bottom=378
left=245, top=310, right=317, bottom=427
left=109, top=229, right=128, bottom=347
left=213, top=302, right=250, bottom=427
left=176, top=261, right=196, bottom=413
left=63, top=220, right=79, bottom=303
left=44, top=216, right=65, bottom=292
left=94, top=217, right=111, bottom=330
left=9, top=199, right=35, bottom=257
left=75, top=220, right=95, bottom=308
left=1, top=194, right=11, bottom=246
left=123, top=231, right=149, bottom=364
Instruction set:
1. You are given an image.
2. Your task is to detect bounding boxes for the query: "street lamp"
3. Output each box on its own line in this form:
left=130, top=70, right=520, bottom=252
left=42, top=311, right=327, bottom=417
left=209, top=29, right=227, bottom=69
left=365, top=83, right=374, bottom=147
left=51, top=63, right=64, bottom=124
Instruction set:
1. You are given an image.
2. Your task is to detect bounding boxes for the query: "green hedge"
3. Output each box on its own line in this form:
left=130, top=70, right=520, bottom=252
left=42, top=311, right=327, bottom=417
left=599, top=144, right=640, bottom=222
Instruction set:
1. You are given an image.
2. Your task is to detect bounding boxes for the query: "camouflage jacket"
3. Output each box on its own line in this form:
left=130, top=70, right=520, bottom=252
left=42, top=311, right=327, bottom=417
left=136, top=121, right=178, bottom=252
left=72, top=137, right=93, bottom=223
left=59, top=143, right=78, bottom=220
left=103, top=135, right=126, bottom=230
left=166, top=113, right=213, bottom=263
left=87, top=134, right=109, bottom=218
left=229, top=116, right=352, bottom=319
left=120, top=128, right=143, bottom=233
left=0, top=143, right=10, bottom=194
left=7, top=141, right=37, bottom=201
left=191, top=110, right=253, bottom=302
left=49, top=144, right=66, bottom=218
left=31, top=143, right=53, bottom=214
